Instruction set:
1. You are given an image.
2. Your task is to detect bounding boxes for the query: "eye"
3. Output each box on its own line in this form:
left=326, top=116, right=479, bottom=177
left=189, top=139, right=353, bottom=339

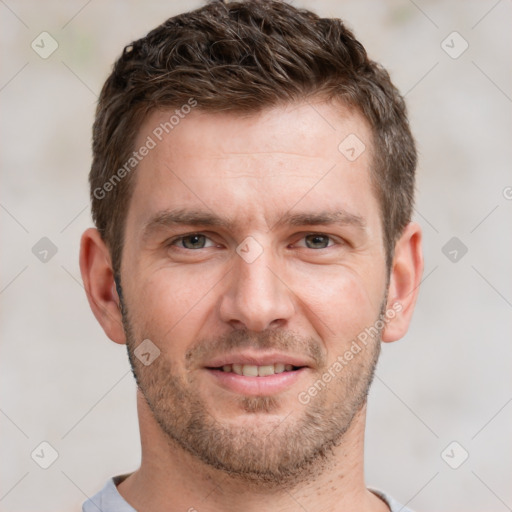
left=296, top=234, right=336, bottom=249
left=170, top=233, right=216, bottom=250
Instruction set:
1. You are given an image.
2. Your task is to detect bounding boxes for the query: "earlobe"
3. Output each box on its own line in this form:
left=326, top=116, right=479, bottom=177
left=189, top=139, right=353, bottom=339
left=79, top=228, right=127, bottom=345
left=381, top=222, right=423, bottom=343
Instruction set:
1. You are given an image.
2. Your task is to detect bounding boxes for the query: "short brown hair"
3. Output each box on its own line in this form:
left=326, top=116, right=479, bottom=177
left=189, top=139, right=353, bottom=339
left=90, top=0, right=417, bottom=275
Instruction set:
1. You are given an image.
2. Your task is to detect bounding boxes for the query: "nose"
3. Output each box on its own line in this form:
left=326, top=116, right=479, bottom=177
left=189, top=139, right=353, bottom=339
left=219, top=245, right=295, bottom=332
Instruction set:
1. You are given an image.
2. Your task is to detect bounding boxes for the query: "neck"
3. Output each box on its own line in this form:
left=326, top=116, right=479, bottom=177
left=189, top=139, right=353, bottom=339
left=117, top=391, right=388, bottom=512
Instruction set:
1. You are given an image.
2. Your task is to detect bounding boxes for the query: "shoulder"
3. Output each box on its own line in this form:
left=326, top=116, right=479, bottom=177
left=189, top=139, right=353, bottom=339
left=369, top=488, right=415, bottom=512
left=82, top=475, right=136, bottom=512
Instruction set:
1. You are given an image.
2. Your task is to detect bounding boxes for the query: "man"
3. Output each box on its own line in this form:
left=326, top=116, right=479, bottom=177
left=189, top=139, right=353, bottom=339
left=79, top=1, right=423, bottom=510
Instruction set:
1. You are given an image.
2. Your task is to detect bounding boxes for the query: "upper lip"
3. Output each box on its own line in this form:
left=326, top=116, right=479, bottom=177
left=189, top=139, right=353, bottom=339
left=204, top=351, right=312, bottom=368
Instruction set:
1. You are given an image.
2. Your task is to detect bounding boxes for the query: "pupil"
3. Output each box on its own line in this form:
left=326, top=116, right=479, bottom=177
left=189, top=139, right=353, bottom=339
left=307, top=235, right=328, bottom=248
left=185, top=234, right=204, bottom=248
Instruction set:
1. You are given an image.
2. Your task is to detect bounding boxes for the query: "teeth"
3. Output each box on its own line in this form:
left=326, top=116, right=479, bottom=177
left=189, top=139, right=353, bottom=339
left=219, top=363, right=298, bottom=376
left=274, top=363, right=285, bottom=374
left=257, top=365, right=274, bottom=377
left=242, top=365, right=258, bottom=377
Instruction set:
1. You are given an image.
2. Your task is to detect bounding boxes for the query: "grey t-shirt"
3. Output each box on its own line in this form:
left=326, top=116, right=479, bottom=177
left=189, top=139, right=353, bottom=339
left=82, top=475, right=414, bottom=512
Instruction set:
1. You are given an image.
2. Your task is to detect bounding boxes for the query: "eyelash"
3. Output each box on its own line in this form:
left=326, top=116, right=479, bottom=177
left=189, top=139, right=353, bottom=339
left=166, top=232, right=340, bottom=250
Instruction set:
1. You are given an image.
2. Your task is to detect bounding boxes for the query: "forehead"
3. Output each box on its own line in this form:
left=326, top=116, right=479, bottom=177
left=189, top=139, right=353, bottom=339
left=136, top=100, right=373, bottom=166
left=125, top=100, right=379, bottom=238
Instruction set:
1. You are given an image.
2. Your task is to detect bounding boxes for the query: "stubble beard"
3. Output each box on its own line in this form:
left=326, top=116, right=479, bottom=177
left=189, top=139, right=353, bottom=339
left=121, top=300, right=384, bottom=490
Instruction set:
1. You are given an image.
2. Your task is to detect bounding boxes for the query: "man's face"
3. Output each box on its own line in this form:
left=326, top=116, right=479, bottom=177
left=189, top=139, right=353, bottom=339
left=119, top=100, right=389, bottom=485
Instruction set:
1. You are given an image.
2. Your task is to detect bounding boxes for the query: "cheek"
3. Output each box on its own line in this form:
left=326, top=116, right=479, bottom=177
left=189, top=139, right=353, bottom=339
left=127, top=257, right=386, bottom=356
left=129, top=267, right=222, bottom=346
left=293, top=265, right=384, bottom=344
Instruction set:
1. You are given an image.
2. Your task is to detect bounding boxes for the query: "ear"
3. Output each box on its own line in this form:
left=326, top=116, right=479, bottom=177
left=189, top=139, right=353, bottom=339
left=79, top=228, right=126, bottom=345
left=381, top=222, right=423, bottom=343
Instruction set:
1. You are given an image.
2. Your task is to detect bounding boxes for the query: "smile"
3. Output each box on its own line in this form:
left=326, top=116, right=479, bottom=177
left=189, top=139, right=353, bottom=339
left=211, top=363, right=302, bottom=376
left=205, top=366, right=308, bottom=396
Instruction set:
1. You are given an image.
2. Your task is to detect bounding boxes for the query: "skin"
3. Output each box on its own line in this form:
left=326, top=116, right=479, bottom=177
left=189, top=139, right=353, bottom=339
left=80, top=99, right=423, bottom=512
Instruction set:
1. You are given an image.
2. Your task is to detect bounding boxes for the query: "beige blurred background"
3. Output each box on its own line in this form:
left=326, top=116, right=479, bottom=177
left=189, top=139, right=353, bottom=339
left=1, top=1, right=511, bottom=510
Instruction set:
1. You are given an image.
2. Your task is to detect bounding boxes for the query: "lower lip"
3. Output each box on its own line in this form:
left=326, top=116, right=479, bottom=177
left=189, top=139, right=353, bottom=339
left=205, top=368, right=308, bottom=396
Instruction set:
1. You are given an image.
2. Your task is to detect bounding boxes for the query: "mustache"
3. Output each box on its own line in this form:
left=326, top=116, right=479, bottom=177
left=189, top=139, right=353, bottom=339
left=185, top=329, right=326, bottom=370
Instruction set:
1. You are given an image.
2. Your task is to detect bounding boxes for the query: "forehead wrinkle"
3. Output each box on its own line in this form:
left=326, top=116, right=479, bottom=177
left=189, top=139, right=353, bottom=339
left=200, top=152, right=324, bottom=158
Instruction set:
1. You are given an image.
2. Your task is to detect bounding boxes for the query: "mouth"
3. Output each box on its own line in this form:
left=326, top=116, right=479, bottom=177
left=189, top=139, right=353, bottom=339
left=203, top=355, right=310, bottom=396
left=206, top=363, right=304, bottom=377
left=205, top=362, right=310, bottom=396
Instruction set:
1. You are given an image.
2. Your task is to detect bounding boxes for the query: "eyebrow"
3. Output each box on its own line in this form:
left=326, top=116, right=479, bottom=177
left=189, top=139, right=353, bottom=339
left=141, top=207, right=366, bottom=241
